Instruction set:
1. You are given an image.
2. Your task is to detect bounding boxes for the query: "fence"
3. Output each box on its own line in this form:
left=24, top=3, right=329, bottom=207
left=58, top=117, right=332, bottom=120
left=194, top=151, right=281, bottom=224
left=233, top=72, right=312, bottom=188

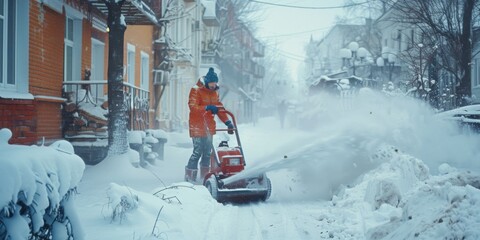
left=62, top=80, right=150, bottom=130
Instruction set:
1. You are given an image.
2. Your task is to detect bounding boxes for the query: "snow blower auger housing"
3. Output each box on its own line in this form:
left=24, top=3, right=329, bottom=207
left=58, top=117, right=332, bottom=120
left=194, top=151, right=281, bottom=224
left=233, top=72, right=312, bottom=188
left=202, top=109, right=271, bottom=203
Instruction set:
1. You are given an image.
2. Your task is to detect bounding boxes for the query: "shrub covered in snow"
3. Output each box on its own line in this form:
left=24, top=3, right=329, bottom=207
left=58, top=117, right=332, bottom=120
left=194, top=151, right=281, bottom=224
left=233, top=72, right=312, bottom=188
left=0, top=128, right=85, bottom=239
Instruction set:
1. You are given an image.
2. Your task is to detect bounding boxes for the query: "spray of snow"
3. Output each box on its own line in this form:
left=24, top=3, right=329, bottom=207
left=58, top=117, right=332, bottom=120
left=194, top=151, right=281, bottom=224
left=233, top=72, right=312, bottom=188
left=70, top=89, right=480, bottom=239
left=224, top=90, right=480, bottom=201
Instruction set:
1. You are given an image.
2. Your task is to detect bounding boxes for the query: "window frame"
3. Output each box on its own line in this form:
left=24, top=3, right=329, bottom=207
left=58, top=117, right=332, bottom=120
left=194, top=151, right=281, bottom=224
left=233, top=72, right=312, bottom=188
left=127, top=43, right=136, bottom=85
left=64, top=16, right=74, bottom=84
left=0, top=1, right=29, bottom=97
left=63, top=5, right=83, bottom=92
left=140, top=51, right=150, bottom=91
left=0, top=0, right=15, bottom=89
left=475, top=58, right=480, bottom=87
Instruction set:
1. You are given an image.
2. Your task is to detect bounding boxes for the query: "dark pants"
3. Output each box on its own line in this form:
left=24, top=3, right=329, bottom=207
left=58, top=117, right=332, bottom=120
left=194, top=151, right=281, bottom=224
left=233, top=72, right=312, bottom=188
left=187, top=136, right=212, bottom=169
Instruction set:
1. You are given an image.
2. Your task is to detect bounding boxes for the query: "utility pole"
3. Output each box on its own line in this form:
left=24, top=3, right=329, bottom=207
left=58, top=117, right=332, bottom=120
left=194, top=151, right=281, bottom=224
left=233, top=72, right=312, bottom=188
left=105, top=0, right=129, bottom=155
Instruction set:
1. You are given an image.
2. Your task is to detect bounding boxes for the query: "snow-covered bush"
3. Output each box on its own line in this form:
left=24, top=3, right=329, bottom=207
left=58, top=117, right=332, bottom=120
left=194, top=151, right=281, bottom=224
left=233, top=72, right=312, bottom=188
left=105, top=183, right=139, bottom=223
left=0, top=128, right=85, bottom=239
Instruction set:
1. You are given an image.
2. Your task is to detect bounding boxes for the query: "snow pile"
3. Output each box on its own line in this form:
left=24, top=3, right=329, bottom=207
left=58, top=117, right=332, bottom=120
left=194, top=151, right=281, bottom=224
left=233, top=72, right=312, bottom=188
left=94, top=180, right=218, bottom=239
left=324, top=145, right=480, bottom=240
left=75, top=89, right=108, bottom=121
left=105, top=183, right=140, bottom=223
left=146, top=129, right=168, bottom=140
left=0, top=128, right=86, bottom=239
left=128, top=130, right=145, bottom=144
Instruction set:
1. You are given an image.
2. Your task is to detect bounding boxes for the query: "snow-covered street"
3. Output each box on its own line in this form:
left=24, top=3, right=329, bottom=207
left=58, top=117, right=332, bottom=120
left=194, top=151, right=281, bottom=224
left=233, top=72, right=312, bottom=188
left=73, top=92, right=480, bottom=240
left=4, top=1, right=480, bottom=239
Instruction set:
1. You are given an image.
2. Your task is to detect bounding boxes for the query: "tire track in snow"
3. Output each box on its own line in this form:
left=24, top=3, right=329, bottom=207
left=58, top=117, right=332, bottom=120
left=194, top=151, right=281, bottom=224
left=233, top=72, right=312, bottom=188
left=203, top=204, right=263, bottom=240
left=249, top=202, right=306, bottom=239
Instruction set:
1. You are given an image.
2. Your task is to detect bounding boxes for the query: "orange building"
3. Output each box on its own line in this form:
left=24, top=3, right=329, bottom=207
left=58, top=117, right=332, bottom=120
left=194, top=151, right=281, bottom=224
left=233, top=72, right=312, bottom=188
left=0, top=0, right=161, bottom=145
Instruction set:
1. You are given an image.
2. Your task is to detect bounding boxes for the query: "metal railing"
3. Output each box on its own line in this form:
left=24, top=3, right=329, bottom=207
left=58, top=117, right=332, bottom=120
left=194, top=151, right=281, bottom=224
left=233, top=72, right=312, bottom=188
left=62, top=80, right=150, bottom=131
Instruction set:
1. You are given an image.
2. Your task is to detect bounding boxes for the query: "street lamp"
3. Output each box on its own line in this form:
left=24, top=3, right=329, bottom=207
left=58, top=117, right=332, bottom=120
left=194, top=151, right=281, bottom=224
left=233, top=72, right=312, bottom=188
left=340, top=41, right=368, bottom=76
left=376, top=46, right=396, bottom=82
left=348, top=41, right=359, bottom=75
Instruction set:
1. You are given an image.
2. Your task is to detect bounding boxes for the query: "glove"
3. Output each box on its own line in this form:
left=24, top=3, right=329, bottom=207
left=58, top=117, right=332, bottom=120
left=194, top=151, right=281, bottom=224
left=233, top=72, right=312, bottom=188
left=205, top=105, right=218, bottom=114
left=225, top=120, right=234, bottom=134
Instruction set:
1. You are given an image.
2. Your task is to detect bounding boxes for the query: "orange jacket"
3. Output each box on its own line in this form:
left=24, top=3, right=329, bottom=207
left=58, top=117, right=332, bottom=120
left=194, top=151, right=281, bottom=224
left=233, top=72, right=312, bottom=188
left=188, top=77, right=229, bottom=137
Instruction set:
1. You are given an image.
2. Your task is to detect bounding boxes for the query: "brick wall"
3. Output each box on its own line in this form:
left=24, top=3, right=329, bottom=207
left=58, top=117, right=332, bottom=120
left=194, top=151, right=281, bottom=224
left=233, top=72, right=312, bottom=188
left=29, top=1, right=64, bottom=97
left=0, top=99, right=37, bottom=145
left=27, top=2, right=97, bottom=143
left=82, top=20, right=92, bottom=79
left=28, top=1, right=65, bottom=143
left=35, top=99, right=63, bottom=142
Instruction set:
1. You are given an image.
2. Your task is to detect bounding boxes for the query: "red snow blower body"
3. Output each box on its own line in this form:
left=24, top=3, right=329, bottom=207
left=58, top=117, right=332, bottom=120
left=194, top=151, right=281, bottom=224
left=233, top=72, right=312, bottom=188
left=203, top=109, right=271, bottom=203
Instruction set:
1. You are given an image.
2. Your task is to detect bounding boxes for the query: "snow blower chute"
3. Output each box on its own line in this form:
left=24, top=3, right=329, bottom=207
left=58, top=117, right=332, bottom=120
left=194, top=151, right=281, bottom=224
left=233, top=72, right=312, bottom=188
left=202, top=109, right=271, bottom=203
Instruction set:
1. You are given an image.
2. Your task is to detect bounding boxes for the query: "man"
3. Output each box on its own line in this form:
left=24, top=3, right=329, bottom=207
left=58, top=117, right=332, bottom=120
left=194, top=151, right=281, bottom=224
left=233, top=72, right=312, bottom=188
left=185, top=68, right=234, bottom=182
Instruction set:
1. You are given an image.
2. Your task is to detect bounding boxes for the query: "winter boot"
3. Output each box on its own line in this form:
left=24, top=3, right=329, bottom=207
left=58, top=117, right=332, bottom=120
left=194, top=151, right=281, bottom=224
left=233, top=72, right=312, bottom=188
left=184, top=167, right=198, bottom=183
left=199, top=166, right=210, bottom=182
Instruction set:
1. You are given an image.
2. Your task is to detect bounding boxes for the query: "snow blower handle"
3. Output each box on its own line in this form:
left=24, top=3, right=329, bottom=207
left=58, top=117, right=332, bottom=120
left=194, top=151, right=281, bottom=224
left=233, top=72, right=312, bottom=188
left=203, top=107, right=237, bottom=132
left=203, top=107, right=242, bottom=145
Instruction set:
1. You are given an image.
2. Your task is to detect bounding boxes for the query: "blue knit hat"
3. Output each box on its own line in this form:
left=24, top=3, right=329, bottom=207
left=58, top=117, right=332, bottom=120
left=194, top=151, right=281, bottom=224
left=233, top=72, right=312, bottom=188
left=204, top=68, right=218, bottom=85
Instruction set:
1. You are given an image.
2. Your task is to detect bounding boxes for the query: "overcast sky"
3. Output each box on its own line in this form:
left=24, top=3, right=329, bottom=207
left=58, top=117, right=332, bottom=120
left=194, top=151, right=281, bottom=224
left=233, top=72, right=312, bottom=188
left=254, top=0, right=345, bottom=78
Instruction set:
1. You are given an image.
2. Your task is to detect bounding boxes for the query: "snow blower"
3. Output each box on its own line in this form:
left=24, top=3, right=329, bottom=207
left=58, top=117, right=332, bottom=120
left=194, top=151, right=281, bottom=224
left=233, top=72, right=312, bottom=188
left=202, top=109, right=271, bottom=203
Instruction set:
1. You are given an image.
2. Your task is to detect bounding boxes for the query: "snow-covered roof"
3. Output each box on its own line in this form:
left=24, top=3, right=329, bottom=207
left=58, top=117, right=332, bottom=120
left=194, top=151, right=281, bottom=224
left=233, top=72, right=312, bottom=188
left=88, top=0, right=160, bottom=26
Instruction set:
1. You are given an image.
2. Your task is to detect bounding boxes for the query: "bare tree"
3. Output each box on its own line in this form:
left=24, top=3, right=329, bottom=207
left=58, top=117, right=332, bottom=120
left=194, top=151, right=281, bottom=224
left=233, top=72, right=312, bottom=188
left=214, top=0, right=260, bottom=48
left=104, top=0, right=129, bottom=155
left=389, top=0, right=477, bottom=105
left=347, top=0, right=479, bottom=105
left=344, top=0, right=388, bottom=22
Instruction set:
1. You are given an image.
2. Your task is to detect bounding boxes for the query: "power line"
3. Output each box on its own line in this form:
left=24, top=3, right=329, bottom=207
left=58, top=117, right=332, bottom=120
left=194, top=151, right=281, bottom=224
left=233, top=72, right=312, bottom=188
left=249, top=0, right=370, bottom=10
left=260, top=25, right=332, bottom=38
left=267, top=46, right=306, bottom=62
left=277, top=48, right=306, bottom=59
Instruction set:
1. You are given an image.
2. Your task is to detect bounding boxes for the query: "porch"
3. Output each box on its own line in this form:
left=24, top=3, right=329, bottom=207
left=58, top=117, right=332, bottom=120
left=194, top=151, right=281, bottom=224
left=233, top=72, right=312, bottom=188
left=62, top=80, right=151, bottom=164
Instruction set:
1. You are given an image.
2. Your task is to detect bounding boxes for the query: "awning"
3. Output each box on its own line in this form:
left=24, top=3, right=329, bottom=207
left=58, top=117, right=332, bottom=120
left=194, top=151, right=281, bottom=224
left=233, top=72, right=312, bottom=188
left=88, top=0, right=160, bottom=26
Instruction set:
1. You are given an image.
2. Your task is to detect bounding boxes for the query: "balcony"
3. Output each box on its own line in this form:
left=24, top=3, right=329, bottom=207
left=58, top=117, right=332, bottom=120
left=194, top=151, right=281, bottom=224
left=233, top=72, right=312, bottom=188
left=62, top=80, right=150, bottom=142
left=253, top=41, right=265, bottom=57
left=201, top=50, right=220, bottom=65
left=254, top=64, right=265, bottom=78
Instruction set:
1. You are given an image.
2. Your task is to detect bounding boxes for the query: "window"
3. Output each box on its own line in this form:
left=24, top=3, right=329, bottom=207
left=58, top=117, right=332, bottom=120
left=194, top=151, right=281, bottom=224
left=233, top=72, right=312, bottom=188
left=1, top=0, right=15, bottom=88
left=475, top=58, right=480, bottom=87
left=0, top=1, right=28, bottom=95
left=140, top=52, right=149, bottom=91
left=63, top=6, right=83, bottom=92
left=91, top=39, right=105, bottom=100
left=64, top=17, right=74, bottom=84
left=127, top=44, right=136, bottom=85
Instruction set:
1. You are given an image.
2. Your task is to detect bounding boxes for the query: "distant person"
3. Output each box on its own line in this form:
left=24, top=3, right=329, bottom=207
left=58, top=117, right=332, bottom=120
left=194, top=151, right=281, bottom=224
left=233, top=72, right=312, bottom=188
left=429, top=80, right=439, bottom=108
left=185, top=68, right=234, bottom=183
left=278, top=100, right=288, bottom=128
